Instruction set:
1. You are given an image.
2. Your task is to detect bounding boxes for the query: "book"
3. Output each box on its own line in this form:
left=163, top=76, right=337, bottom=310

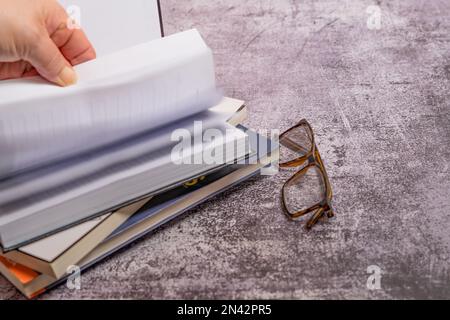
left=0, top=98, right=245, bottom=207
left=0, top=29, right=217, bottom=179
left=0, top=6, right=264, bottom=296
left=0, top=256, right=53, bottom=299
left=1, top=198, right=149, bottom=279
left=0, top=29, right=253, bottom=250
left=104, top=125, right=277, bottom=241
left=0, top=99, right=248, bottom=277
left=58, top=0, right=164, bottom=56
left=0, top=129, right=278, bottom=298
left=0, top=108, right=249, bottom=250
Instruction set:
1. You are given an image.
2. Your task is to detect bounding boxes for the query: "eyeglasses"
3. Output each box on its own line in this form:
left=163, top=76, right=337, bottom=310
left=279, top=119, right=334, bottom=229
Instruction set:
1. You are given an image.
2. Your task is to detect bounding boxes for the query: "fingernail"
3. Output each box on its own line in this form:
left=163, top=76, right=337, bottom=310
left=55, top=66, right=78, bottom=86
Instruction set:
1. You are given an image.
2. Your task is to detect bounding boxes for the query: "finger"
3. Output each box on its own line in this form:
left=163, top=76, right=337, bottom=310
left=46, top=4, right=96, bottom=66
left=25, top=35, right=77, bottom=87
left=23, top=66, right=38, bottom=77
left=0, top=61, right=36, bottom=80
left=51, top=23, right=96, bottom=66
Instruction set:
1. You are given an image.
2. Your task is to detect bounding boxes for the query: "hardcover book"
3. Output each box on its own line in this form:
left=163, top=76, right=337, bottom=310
left=1, top=98, right=248, bottom=277
left=0, top=129, right=278, bottom=298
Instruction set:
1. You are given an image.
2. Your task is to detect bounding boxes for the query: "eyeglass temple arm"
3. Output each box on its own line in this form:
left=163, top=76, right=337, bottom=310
left=279, top=157, right=309, bottom=168
left=306, top=207, right=326, bottom=229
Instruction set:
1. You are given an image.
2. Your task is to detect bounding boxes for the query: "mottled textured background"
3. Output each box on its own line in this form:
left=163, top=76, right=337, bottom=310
left=1, top=0, right=449, bottom=299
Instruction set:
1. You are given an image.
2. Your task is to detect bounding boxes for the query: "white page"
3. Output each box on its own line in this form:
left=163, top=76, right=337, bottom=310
left=58, top=0, right=163, bottom=56
left=0, top=29, right=220, bottom=179
left=0, top=124, right=248, bottom=249
left=0, top=108, right=229, bottom=206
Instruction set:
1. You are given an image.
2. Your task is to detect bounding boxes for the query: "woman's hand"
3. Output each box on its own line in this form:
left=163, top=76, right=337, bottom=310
left=0, top=0, right=96, bottom=86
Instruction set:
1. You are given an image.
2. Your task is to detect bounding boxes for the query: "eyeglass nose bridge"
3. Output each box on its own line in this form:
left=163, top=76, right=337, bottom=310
left=307, top=154, right=315, bottom=164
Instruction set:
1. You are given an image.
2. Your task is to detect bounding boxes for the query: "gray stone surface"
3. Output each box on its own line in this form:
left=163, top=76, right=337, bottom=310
left=1, top=0, right=449, bottom=299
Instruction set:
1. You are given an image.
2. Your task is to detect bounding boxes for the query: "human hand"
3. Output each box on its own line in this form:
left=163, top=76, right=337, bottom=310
left=0, top=0, right=96, bottom=86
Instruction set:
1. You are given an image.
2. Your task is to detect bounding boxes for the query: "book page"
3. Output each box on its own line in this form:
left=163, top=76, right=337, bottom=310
left=0, top=29, right=220, bottom=179
left=0, top=108, right=229, bottom=206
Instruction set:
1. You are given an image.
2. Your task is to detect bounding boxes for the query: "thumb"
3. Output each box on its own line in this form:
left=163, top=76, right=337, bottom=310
left=26, top=35, right=78, bottom=87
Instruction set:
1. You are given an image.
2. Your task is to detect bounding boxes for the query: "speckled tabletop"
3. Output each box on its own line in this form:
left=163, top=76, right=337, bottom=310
left=1, top=0, right=449, bottom=300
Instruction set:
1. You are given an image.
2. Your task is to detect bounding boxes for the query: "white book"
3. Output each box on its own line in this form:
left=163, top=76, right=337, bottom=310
left=0, top=101, right=249, bottom=251
left=0, top=29, right=219, bottom=179
left=0, top=130, right=277, bottom=299
left=0, top=97, right=247, bottom=277
left=0, top=29, right=249, bottom=250
left=0, top=122, right=248, bottom=250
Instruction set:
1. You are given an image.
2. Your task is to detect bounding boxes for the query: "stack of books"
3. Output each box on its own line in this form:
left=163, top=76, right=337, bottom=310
left=0, top=121, right=277, bottom=298
left=0, top=15, right=278, bottom=297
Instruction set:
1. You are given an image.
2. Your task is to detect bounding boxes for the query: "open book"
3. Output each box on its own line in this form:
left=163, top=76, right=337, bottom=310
left=0, top=129, right=278, bottom=298
left=0, top=30, right=250, bottom=250
left=0, top=29, right=218, bottom=178
left=0, top=99, right=248, bottom=278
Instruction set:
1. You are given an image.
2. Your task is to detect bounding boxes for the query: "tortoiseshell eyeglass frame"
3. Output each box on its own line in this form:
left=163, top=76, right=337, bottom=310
left=279, top=119, right=334, bottom=229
